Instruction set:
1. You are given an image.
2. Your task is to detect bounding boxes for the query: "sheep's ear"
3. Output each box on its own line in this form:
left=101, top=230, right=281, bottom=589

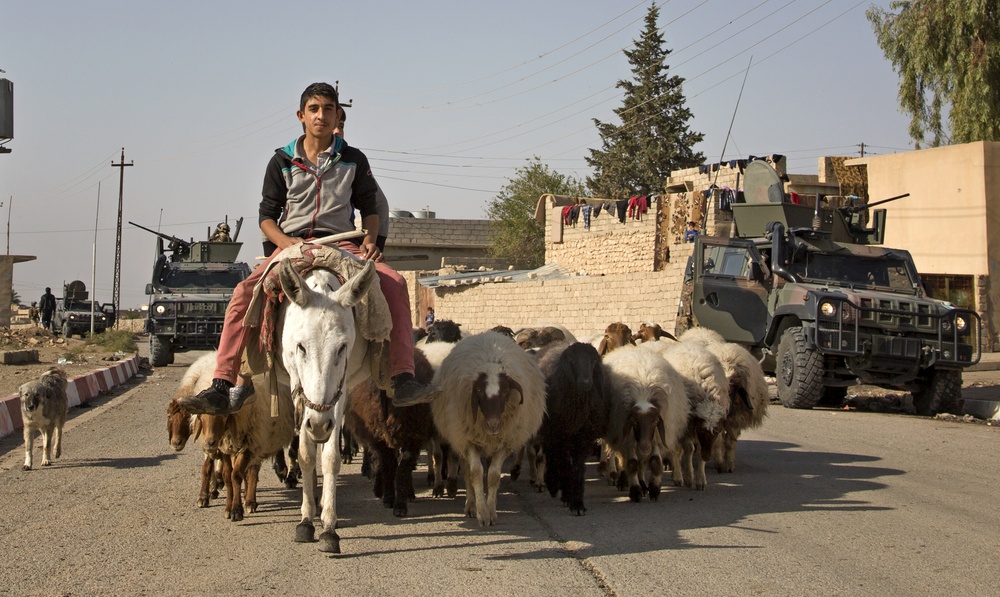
left=656, top=416, right=666, bottom=444
left=505, top=374, right=524, bottom=405
left=279, top=260, right=310, bottom=307
left=192, top=416, right=203, bottom=441
left=597, top=336, right=609, bottom=356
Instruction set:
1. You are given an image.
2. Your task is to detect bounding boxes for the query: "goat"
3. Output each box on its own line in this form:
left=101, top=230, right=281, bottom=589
left=602, top=346, right=689, bottom=502
left=662, top=341, right=730, bottom=490
left=537, top=342, right=609, bottom=515
left=423, top=319, right=463, bottom=344
left=633, top=322, right=678, bottom=344
left=514, top=325, right=577, bottom=350
left=19, top=367, right=68, bottom=471
left=597, top=322, right=636, bottom=356
left=430, top=331, right=546, bottom=526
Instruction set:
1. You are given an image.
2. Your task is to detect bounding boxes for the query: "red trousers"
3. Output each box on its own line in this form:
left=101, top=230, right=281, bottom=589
left=213, top=241, right=415, bottom=383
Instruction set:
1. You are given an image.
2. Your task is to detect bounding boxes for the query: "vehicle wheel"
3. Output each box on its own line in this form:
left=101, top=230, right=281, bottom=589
left=775, top=326, right=824, bottom=409
left=911, top=369, right=962, bottom=416
left=150, top=335, right=172, bottom=368
left=818, top=386, right=848, bottom=407
left=61, top=321, right=73, bottom=339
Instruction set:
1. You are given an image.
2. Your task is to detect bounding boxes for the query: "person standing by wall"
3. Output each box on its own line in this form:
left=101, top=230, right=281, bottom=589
left=39, top=288, right=56, bottom=331
left=28, top=301, right=40, bottom=327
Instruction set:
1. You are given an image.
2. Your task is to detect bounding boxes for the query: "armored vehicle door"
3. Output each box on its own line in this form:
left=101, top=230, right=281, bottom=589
left=691, top=237, right=769, bottom=345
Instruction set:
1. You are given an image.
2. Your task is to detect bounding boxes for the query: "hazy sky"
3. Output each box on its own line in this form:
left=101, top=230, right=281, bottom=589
left=0, top=0, right=912, bottom=309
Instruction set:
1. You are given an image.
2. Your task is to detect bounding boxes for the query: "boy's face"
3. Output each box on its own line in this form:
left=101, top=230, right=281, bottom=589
left=297, top=95, right=338, bottom=139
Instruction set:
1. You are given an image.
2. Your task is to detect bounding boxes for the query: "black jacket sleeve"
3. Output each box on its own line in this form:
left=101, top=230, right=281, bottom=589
left=259, top=152, right=288, bottom=225
left=349, top=151, right=378, bottom=219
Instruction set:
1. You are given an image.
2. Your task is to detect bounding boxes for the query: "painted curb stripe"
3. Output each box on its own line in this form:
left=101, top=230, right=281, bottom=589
left=0, top=356, right=141, bottom=440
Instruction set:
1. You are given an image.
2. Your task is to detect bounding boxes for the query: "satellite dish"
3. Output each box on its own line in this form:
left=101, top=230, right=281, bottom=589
left=65, top=280, right=88, bottom=300
left=743, top=160, right=786, bottom=204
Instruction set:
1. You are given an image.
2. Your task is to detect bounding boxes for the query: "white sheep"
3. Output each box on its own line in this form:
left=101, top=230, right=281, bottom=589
left=677, top=326, right=727, bottom=347
left=662, top=341, right=730, bottom=490
left=704, top=342, right=770, bottom=473
left=602, top=346, right=690, bottom=502
left=430, top=331, right=546, bottom=526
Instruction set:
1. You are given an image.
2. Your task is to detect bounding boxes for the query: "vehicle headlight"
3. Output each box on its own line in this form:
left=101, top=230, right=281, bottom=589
left=155, top=305, right=166, bottom=315
left=820, top=302, right=836, bottom=317
left=956, top=316, right=968, bottom=332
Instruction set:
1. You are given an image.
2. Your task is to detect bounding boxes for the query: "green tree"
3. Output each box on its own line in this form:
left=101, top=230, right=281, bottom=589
left=868, top=1, right=1000, bottom=147
left=10, top=289, right=20, bottom=305
left=486, top=157, right=586, bottom=269
left=587, top=3, right=704, bottom=199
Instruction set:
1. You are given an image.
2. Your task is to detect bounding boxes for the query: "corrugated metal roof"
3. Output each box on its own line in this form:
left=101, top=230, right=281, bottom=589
left=418, top=263, right=575, bottom=288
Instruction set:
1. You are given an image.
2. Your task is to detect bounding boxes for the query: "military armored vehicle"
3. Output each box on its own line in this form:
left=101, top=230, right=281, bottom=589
left=679, top=161, right=980, bottom=416
left=52, top=280, right=110, bottom=338
left=132, top=219, right=252, bottom=367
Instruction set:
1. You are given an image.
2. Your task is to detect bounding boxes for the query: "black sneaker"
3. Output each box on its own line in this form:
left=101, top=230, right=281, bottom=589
left=391, top=373, right=436, bottom=407
left=177, top=378, right=234, bottom=415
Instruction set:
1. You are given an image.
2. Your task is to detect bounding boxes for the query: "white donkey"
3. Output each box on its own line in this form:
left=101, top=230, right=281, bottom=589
left=276, top=257, right=379, bottom=554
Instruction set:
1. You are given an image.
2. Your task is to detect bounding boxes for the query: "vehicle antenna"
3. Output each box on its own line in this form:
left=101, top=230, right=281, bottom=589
left=705, top=56, right=752, bottom=234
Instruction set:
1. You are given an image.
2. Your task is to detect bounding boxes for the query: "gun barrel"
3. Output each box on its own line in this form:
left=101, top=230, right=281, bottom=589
left=128, top=221, right=191, bottom=247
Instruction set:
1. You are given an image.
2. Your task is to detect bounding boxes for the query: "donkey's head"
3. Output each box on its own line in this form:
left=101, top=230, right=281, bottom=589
left=279, top=258, right=377, bottom=443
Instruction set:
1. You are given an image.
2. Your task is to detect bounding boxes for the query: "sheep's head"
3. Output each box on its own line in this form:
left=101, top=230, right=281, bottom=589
left=196, top=413, right=229, bottom=453
left=598, top=322, right=635, bottom=356
left=167, top=399, right=193, bottom=451
left=633, top=322, right=675, bottom=343
left=471, top=370, right=523, bottom=435
left=426, top=319, right=463, bottom=343
left=628, top=397, right=664, bottom=459
left=559, top=342, right=603, bottom=395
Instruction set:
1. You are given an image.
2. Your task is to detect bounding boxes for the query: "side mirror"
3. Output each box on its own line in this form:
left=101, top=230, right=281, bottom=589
left=145, top=283, right=155, bottom=295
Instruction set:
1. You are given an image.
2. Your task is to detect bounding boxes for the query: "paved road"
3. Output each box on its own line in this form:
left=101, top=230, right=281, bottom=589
left=1, top=352, right=998, bottom=596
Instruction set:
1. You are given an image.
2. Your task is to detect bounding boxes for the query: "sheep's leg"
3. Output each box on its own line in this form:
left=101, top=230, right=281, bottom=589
left=273, top=449, right=289, bottom=484
left=22, top=426, right=34, bottom=471
left=245, top=458, right=261, bottom=513
left=625, top=446, right=642, bottom=502
left=40, top=427, right=54, bottom=466
left=694, top=428, right=716, bottom=491
left=566, top=443, right=590, bottom=515
left=669, top=449, right=683, bottom=487
left=198, top=453, right=214, bottom=507
left=484, top=449, right=509, bottom=527
left=541, top=441, right=563, bottom=499
left=211, top=457, right=224, bottom=498
left=531, top=443, right=545, bottom=492
left=317, top=406, right=345, bottom=554
left=681, top=437, right=696, bottom=489
left=715, top=427, right=738, bottom=473
left=394, top=445, right=419, bottom=517
left=220, top=454, right=235, bottom=519
left=377, top=442, right=397, bottom=510
left=509, top=445, right=524, bottom=482
left=295, top=432, right=319, bottom=544
left=230, top=451, right=250, bottom=522
left=597, top=440, right=609, bottom=481
left=446, top=447, right=460, bottom=498
left=285, top=435, right=301, bottom=488
left=464, top=449, right=484, bottom=522
left=430, top=439, right=445, bottom=497
left=647, top=444, right=664, bottom=501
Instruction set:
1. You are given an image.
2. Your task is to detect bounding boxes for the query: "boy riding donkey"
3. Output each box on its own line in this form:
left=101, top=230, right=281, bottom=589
left=180, top=82, right=432, bottom=415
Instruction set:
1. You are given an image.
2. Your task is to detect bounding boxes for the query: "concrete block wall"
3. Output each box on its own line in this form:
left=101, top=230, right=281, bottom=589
left=544, top=200, right=659, bottom=275
left=385, top=218, right=491, bottom=249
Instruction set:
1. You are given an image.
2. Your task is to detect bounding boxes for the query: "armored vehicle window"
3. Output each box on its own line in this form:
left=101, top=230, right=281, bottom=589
left=160, top=269, right=247, bottom=289
left=702, top=244, right=751, bottom=278
left=788, top=253, right=915, bottom=292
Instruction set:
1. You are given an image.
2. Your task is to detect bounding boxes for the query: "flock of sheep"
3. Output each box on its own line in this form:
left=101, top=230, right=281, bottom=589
left=166, top=318, right=770, bottom=532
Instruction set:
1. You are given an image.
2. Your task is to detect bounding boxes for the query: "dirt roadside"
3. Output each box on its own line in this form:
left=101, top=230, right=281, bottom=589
left=0, top=326, right=133, bottom=397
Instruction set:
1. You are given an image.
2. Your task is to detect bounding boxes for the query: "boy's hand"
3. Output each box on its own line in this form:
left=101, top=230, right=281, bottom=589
left=360, top=241, right=383, bottom=262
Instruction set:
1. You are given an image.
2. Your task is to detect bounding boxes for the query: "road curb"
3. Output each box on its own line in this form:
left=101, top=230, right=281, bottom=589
left=0, top=356, right=141, bottom=440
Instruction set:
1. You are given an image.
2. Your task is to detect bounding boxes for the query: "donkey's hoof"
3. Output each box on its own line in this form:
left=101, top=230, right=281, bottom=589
left=294, top=520, right=315, bottom=543
left=318, top=530, right=341, bottom=553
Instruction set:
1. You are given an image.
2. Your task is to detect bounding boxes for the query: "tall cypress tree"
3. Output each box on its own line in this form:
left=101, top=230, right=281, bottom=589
left=587, top=4, right=704, bottom=199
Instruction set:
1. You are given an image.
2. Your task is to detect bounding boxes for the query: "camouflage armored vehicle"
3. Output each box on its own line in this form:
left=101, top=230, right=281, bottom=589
left=679, top=161, right=980, bottom=416
left=52, top=280, right=110, bottom=338
left=132, top=219, right=252, bottom=368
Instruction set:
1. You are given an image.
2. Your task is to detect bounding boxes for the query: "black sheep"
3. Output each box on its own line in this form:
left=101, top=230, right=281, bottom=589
left=538, top=342, right=610, bottom=515
left=425, top=319, right=462, bottom=343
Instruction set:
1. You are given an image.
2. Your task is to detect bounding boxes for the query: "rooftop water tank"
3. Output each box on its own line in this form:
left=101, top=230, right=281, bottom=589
left=390, top=209, right=413, bottom=218
left=412, top=210, right=435, bottom=219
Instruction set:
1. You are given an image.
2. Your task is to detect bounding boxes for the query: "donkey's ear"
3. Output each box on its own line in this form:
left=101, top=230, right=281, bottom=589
left=336, top=259, right=377, bottom=307
left=278, top=260, right=311, bottom=307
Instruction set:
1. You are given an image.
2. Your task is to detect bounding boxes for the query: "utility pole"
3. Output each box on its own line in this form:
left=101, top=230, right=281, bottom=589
left=860, top=142, right=866, bottom=157
left=5, top=195, right=10, bottom=254
left=111, top=148, right=132, bottom=327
